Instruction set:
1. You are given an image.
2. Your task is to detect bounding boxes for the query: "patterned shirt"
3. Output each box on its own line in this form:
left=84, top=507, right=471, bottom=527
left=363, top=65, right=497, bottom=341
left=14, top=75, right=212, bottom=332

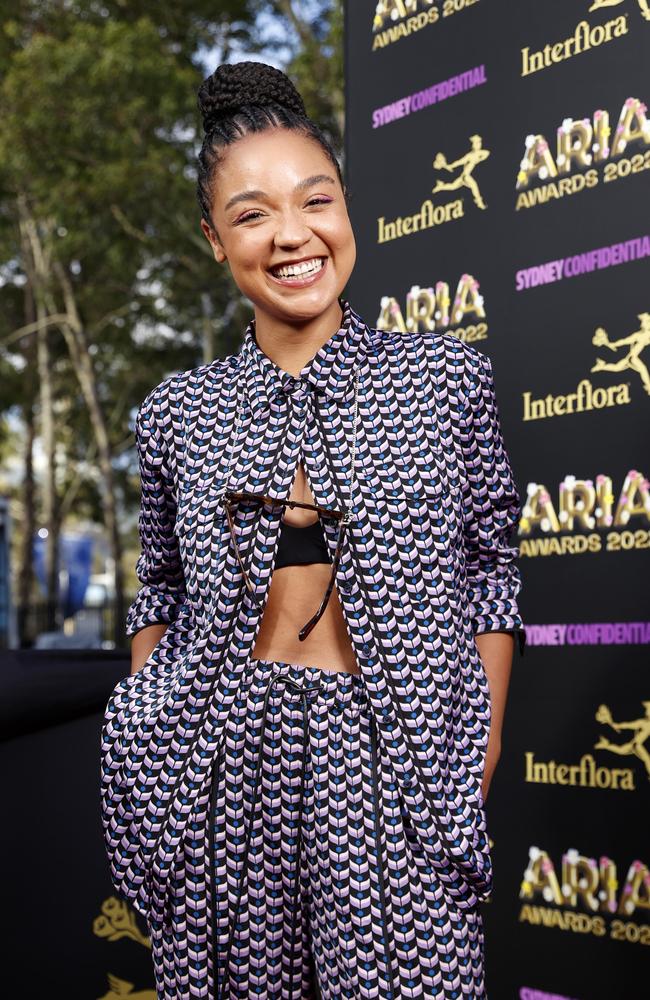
left=101, top=299, right=526, bottom=930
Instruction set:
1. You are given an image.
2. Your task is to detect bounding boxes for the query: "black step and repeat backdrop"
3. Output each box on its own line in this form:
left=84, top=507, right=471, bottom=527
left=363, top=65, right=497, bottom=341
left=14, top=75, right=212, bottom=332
left=344, top=3, right=649, bottom=998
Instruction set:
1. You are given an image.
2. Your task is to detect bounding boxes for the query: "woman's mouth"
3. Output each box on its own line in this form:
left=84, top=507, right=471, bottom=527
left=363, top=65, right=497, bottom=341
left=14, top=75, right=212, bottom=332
left=268, top=256, right=328, bottom=287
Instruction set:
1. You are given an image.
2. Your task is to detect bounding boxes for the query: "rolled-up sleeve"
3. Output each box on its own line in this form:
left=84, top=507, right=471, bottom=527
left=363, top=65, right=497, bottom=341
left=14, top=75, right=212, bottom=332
left=125, top=392, right=187, bottom=638
left=460, top=352, right=526, bottom=656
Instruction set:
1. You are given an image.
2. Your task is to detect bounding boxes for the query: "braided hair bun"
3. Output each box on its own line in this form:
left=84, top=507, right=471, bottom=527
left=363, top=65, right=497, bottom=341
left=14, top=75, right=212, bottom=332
left=196, top=60, right=346, bottom=231
left=198, top=61, right=306, bottom=134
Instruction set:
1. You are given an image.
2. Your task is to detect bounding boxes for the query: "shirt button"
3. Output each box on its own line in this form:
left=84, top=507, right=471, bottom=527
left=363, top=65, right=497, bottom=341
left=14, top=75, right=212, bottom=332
left=338, top=580, right=352, bottom=594
left=361, top=642, right=371, bottom=655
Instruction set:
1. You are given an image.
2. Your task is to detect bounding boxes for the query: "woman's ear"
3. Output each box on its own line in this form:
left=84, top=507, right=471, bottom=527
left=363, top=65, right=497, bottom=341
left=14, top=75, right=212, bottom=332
left=200, top=219, right=227, bottom=264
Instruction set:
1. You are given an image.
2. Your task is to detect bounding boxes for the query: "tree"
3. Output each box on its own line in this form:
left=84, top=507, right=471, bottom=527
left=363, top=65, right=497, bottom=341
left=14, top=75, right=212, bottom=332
left=0, top=1, right=345, bottom=647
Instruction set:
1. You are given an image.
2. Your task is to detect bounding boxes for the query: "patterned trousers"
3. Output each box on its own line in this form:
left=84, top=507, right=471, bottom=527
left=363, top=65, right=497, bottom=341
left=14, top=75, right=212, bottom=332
left=208, top=657, right=486, bottom=999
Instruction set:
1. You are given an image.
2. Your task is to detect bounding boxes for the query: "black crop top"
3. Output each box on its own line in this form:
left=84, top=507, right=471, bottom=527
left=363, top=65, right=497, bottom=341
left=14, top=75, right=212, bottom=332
left=275, top=516, right=331, bottom=569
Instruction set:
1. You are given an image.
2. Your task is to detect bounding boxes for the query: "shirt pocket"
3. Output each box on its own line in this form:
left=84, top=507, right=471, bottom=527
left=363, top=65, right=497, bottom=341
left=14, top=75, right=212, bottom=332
left=389, top=474, right=463, bottom=559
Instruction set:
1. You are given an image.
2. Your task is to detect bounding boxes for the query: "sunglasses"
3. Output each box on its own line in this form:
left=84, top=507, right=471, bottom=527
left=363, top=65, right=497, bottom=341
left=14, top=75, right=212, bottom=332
left=222, top=489, right=350, bottom=641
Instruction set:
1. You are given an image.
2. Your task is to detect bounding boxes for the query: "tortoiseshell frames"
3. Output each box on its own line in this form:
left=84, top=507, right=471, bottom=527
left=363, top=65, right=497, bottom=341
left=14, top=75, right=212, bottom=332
left=222, top=490, right=347, bottom=639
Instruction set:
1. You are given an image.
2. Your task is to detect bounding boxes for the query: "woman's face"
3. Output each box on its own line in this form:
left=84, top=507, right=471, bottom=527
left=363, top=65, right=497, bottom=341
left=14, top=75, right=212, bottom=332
left=201, top=128, right=356, bottom=326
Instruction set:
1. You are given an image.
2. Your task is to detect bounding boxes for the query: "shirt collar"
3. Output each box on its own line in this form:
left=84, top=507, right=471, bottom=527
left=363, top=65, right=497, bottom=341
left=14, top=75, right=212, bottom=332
left=239, top=298, right=370, bottom=414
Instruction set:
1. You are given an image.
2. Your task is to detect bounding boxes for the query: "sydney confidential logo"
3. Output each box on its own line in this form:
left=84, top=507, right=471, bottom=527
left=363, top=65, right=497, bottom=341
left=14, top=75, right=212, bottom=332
left=371, top=65, right=486, bottom=129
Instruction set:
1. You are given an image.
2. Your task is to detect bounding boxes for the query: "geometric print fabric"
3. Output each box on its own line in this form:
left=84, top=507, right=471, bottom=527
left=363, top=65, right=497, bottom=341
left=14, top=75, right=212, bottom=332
left=157, top=657, right=485, bottom=999
left=101, top=299, right=524, bottom=998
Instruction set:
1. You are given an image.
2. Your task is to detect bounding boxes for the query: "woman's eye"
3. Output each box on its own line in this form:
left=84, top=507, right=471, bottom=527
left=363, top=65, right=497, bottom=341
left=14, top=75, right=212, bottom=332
left=307, top=197, right=332, bottom=207
left=236, top=210, right=264, bottom=223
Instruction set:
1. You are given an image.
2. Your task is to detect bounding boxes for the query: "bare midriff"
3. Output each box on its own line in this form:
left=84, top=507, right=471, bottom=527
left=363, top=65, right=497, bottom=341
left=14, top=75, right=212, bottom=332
left=251, top=462, right=361, bottom=676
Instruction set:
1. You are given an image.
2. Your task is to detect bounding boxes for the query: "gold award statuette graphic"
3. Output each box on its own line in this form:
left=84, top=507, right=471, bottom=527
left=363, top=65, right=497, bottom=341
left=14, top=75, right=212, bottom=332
left=523, top=699, right=650, bottom=791
left=589, top=0, right=650, bottom=19
left=595, top=702, right=650, bottom=781
left=592, top=312, right=650, bottom=396
left=522, top=311, right=649, bottom=422
left=377, top=138, right=489, bottom=245
left=94, top=896, right=155, bottom=1000
left=520, top=1, right=650, bottom=79
left=432, top=135, right=490, bottom=210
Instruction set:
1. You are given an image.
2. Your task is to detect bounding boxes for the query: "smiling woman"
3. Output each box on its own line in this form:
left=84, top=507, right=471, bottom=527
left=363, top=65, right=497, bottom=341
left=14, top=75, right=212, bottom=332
left=196, top=67, right=356, bottom=339
left=101, top=59, right=525, bottom=1000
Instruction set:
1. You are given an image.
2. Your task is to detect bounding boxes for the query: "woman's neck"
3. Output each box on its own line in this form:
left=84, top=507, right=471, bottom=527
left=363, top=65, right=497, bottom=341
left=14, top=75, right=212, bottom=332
left=253, top=299, right=344, bottom=377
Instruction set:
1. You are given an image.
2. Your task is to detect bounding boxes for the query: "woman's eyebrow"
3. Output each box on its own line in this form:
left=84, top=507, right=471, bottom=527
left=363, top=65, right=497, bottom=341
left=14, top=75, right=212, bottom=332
left=224, top=189, right=267, bottom=212
left=224, top=174, right=336, bottom=213
left=295, top=173, right=336, bottom=192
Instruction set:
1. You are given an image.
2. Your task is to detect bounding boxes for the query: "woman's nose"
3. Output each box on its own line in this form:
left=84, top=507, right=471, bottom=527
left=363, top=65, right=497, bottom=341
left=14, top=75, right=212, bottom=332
left=273, top=212, right=311, bottom=248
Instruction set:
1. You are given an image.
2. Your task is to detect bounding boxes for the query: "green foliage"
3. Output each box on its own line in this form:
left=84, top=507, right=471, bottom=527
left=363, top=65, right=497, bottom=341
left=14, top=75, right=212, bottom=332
left=0, top=0, right=344, bottom=589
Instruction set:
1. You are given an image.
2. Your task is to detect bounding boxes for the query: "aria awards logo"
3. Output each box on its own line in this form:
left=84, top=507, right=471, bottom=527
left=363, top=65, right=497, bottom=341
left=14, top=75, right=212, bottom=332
left=522, top=310, right=650, bottom=421
left=519, top=468, right=650, bottom=558
left=515, top=96, right=649, bottom=211
left=371, top=0, right=480, bottom=51
left=519, top=846, right=650, bottom=944
left=375, top=273, right=487, bottom=342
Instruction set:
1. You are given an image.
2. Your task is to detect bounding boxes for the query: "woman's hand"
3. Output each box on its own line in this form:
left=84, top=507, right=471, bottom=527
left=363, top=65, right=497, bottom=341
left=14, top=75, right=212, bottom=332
left=474, top=631, right=514, bottom=804
left=481, top=734, right=502, bottom=803
left=130, top=622, right=169, bottom=674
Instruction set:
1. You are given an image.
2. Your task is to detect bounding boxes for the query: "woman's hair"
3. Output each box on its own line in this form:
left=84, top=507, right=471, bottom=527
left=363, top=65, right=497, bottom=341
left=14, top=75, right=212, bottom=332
left=196, top=61, right=346, bottom=233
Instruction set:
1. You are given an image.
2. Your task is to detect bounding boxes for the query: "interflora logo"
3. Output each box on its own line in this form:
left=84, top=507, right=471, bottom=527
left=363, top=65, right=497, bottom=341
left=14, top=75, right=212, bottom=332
left=524, top=699, right=650, bottom=792
left=519, top=846, right=650, bottom=944
left=515, top=96, right=650, bottom=211
left=375, top=273, right=487, bottom=342
left=93, top=895, right=155, bottom=998
left=522, top=311, right=650, bottom=421
left=520, top=0, right=650, bottom=78
left=371, top=0, right=480, bottom=51
left=519, top=468, right=650, bottom=558
left=377, top=136, right=490, bottom=244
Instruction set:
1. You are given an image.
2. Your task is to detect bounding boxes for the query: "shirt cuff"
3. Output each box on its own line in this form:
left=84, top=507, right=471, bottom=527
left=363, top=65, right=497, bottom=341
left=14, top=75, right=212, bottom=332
left=475, top=625, right=526, bottom=657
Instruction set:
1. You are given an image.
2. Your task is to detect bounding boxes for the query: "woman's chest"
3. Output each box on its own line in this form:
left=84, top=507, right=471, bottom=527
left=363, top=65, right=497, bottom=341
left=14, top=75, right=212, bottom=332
left=171, top=384, right=466, bottom=612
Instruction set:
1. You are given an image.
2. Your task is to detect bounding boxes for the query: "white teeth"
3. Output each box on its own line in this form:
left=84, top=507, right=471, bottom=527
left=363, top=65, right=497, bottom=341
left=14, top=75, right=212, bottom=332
left=272, top=258, right=324, bottom=279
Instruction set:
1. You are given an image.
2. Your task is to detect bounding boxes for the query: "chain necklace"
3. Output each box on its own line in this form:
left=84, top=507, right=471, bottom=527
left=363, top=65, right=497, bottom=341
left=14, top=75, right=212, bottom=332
left=218, top=367, right=360, bottom=521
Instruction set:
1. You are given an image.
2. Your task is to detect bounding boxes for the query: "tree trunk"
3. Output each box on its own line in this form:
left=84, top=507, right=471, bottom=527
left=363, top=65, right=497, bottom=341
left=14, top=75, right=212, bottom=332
left=52, top=260, right=125, bottom=647
left=17, top=284, right=38, bottom=646
left=17, top=197, right=60, bottom=635
left=18, top=197, right=125, bottom=646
